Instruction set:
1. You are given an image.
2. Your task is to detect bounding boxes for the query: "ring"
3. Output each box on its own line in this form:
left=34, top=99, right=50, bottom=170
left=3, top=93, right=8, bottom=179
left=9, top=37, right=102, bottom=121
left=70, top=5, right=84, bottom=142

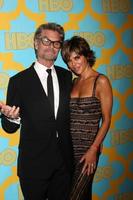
left=91, top=163, right=94, bottom=167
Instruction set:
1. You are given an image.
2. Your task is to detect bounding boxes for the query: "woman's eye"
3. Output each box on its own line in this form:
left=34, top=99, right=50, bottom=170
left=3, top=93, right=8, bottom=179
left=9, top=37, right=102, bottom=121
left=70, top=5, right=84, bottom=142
left=68, top=61, right=71, bottom=65
left=75, top=56, right=80, bottom=60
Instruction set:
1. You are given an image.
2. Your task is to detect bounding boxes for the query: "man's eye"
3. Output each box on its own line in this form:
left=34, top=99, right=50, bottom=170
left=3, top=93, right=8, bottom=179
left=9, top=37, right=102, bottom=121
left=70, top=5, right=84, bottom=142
left=43, top=38, right=49, bottom=42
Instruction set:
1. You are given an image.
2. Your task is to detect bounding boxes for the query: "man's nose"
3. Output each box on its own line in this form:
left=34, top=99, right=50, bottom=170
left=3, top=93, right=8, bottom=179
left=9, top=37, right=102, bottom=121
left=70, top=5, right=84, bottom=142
left=48, top=43, right=53, bottom=48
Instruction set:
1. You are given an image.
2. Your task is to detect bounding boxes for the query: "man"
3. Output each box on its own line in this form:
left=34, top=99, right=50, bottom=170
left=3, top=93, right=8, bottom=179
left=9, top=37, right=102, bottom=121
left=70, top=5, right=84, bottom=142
left=0, top=23, right=73, bottom=200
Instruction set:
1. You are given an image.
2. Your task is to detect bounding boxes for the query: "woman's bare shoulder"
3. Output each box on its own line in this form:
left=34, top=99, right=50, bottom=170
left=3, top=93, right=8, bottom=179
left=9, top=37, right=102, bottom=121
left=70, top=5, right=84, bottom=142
left=97, top=74, right=111, bottom=85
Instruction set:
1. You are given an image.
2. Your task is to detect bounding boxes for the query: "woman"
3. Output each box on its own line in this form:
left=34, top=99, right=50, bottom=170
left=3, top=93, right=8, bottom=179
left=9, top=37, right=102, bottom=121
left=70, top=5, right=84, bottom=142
left=61, top=36, right=113, bottom=200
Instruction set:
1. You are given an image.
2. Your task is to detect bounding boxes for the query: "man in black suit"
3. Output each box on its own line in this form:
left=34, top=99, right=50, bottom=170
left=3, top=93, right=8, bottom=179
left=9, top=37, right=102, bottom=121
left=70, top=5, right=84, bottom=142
left=0, top=23, right=73, bottom=200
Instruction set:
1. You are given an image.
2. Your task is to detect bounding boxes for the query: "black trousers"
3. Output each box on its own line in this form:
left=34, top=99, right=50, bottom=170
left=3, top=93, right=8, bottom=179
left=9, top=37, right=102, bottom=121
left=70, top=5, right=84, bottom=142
left=19, top=146, right=71, bottom=200
left=20, top=166, right=71, bottom=200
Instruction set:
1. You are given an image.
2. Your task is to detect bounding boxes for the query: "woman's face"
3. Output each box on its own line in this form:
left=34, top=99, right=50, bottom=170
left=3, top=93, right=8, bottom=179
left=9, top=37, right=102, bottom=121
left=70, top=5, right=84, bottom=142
left=67, top=51, right=88, bottom=75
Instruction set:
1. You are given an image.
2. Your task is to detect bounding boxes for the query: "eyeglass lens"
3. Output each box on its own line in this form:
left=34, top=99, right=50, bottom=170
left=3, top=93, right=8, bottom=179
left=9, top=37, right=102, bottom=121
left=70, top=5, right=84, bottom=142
left=41, top=37, right=62, bottom=49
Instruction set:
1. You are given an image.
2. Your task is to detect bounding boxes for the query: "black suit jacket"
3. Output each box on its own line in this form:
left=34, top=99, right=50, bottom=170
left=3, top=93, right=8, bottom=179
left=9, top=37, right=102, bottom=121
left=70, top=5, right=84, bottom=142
left=1, top=63, right=73, bottom=179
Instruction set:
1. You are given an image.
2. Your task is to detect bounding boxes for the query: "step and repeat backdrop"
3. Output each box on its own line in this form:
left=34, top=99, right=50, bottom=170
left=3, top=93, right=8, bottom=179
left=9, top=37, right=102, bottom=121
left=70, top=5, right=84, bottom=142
left=0, top=0, right=133, bottom=200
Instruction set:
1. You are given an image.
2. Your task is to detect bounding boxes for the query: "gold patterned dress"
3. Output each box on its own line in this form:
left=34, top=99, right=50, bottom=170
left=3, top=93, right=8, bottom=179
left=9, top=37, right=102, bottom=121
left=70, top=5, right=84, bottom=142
left=69, top=75, right=102, bottom=200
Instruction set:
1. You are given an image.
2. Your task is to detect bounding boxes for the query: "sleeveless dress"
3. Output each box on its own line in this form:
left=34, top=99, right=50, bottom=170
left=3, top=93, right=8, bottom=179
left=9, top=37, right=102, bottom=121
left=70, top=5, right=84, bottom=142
left=69, top=74, right=102, bottom=200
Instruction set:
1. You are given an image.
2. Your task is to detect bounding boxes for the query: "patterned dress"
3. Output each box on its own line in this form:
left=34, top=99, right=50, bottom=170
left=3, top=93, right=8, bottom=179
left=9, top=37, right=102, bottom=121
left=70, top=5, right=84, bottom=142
left=69, top=75, right=102, bottom=200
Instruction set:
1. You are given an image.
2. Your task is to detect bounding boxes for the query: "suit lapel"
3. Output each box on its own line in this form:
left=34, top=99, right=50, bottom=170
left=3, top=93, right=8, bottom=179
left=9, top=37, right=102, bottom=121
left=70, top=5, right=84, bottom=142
left=28, top=64, right=66, bottom=119
left=27, top=64, right=55, bottom=117
left=28, top=64, right=47, bottom=98
left=55, top=67, right=66, bottom=118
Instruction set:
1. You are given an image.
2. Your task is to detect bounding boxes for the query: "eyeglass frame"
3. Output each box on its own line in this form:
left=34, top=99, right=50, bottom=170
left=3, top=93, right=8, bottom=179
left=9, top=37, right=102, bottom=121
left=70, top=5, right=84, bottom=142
left=37, top=36, right=63, bottom=49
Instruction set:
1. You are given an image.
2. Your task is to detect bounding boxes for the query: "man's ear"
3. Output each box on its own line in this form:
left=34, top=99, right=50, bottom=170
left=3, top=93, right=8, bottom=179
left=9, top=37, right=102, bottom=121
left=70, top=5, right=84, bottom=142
left=34, top=40, right=38, bottom=50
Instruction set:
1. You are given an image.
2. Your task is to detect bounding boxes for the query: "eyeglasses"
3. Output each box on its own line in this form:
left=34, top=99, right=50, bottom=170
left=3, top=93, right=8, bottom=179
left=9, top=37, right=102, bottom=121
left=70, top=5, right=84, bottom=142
left=39, top=36, right=62, bottom=49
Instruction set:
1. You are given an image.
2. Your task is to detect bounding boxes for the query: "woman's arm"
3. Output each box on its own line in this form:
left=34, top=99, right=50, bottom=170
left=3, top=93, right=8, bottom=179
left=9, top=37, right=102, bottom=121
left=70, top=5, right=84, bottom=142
left=91, top=75, right=113, bottom=150
left=80, top=75, right=113, bottom=175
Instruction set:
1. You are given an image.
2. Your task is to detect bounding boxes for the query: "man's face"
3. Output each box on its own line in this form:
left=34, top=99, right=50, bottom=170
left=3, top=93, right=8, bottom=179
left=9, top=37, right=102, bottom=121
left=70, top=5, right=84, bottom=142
left=35, top=29, right=62, bottom=63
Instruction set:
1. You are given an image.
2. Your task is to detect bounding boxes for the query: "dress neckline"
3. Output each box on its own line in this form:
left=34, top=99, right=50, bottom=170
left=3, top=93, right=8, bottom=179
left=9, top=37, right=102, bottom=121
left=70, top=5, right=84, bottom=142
left=70, top=96, right=100, bottom=102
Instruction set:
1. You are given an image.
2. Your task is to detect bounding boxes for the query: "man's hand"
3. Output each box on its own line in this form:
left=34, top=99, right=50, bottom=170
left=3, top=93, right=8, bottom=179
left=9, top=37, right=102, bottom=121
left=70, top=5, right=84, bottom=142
left=0, top=101, right=20, bottom=119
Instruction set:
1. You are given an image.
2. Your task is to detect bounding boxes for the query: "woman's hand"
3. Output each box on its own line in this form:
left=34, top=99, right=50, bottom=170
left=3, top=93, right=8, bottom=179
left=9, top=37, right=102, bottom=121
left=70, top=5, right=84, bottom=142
left=80, top=147, right=98, bottom=176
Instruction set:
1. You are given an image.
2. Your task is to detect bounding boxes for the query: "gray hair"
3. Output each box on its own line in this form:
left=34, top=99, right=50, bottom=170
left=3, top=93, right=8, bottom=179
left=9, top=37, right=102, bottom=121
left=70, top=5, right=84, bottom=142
left=34, top=22, right=65, bottom=42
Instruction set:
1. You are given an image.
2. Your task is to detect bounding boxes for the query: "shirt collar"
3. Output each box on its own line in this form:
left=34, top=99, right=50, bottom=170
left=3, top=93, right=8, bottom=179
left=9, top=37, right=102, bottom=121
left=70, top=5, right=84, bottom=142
left=34, top=61, right=55, bottom=77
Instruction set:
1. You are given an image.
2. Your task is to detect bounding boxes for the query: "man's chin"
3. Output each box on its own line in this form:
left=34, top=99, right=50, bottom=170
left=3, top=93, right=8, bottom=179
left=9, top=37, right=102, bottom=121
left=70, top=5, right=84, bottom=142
left=45, top=54, right=58, bottom=61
